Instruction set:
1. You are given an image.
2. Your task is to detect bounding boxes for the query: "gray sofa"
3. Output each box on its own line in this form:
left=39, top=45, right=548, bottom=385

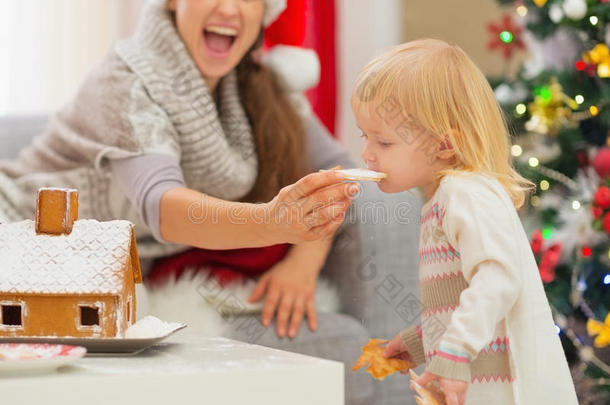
left=0, top=115, right=423, bottom=405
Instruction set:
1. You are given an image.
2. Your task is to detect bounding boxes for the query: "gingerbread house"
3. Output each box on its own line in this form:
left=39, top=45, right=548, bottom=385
left=0, top=188, right=142, bottom=338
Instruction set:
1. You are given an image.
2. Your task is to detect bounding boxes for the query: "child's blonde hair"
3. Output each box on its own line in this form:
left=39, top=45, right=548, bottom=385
left=352, top=38, right=534, bottom=209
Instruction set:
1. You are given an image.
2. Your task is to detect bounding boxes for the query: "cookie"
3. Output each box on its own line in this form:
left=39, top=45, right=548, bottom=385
left=352, top=338, right=414, bottom=380
left=323, top=168, right=388, bottom=182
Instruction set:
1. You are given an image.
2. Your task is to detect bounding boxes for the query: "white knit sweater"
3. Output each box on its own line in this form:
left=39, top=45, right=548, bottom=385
left=400, top=173, right=578, bottom=405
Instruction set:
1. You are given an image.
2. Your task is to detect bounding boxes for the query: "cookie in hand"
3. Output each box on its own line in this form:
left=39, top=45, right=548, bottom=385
left=409, top=369, right=447, bottom=405
left=352, top=338, right=414, bottom=380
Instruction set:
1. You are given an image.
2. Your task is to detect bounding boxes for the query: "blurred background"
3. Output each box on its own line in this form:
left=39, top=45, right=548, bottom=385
left=0, top=0, right=519, bottom=159
left=1, top=0, right=609, bottom=403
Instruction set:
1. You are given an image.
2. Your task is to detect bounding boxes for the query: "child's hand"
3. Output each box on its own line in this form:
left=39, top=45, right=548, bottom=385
left=414, top=371, right=469, bottom=405
left=247, top=258, right=318, bottom=339
left=383, top=332, right=414, bottom=374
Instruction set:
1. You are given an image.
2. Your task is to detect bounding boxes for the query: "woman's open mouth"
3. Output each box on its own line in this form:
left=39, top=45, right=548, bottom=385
left=203, top=25, right=237, bottom=58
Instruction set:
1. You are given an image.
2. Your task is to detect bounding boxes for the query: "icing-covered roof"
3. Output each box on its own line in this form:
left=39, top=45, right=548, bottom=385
left=0, top=219, right=136, bottom=295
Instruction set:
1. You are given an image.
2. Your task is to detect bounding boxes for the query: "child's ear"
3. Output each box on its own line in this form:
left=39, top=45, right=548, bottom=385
left=437, top=138, right=455, bottom=160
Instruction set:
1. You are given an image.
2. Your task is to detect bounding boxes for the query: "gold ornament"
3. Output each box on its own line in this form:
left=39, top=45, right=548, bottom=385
left=526, top=78, right=575, bottom=136
left=583, top=44, right=610, bottom=64
left=598, top=63, right=610, bottom=78
left=532, top=0, right=548, bottom=8
left=582, top=44, right=610, bottom=78
left=587, top=313, right=610, bottom=348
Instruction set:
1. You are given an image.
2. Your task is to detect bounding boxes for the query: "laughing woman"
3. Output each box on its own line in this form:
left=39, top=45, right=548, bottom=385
left=0, top=0, right=364, bottom=341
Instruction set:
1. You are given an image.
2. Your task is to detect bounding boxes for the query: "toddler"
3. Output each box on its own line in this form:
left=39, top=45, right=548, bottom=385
left=351, top=39, right=578, bottom=405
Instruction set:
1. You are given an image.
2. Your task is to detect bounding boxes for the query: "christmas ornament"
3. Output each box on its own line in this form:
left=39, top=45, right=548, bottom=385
left=533, top=0, right=548, bottom=7
left=486, top=14, right=525, bottom=59
left=592, top=147, right=610, bottom=178
left=539, top=243, right=562, bottom=283
left=549, top=4, right=564, bottom=23
left=587, top=313, right=610, bottom=348
left=591, top=205, right=604, bottom=219
left=553, top=201, right=606, bottom=256
left=575, top=60, right=598, bottom=77
left=594, top=186, right=610, bottom=209
left=525, top=78, right=575, bottom=135
left=576, top=149, right=589, bottom=168
left=582, top=44, right=610, bottom=78
left=531, top=229, right=543, bottom=254
left=563, top=0, right=587, bottom=21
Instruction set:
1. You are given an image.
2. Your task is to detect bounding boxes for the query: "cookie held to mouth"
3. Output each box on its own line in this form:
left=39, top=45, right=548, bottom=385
left=322, top=168, right=387, bottom=182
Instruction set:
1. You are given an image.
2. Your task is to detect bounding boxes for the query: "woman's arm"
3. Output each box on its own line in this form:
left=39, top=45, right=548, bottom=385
left=286, top=237, right=334, bottom=275
left=111, top=153, right=359, bottom=249
left=246, top=115, right=358, bottom=337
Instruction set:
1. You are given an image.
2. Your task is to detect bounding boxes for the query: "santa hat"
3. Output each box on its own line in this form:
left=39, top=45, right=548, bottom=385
left=262, top=0, right=320, bottom=115
left=263, top=0, right=287, bottom=27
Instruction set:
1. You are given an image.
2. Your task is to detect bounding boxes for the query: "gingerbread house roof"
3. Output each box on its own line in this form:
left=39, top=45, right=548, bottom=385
left=0, top=219, right=142, bottom=295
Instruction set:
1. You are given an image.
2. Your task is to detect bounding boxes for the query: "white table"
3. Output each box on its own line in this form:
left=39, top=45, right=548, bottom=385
left=0, top=333, right=344, bottom=405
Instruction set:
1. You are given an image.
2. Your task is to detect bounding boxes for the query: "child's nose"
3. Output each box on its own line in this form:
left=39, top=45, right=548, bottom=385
left=361, top=143, right=375, bottom=164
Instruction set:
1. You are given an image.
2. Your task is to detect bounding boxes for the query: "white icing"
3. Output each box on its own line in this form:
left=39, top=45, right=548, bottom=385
left=336, top=168, right=387, bottom=180
left=124, top=316, right=183, bottom=339
left=38, top=187, right=78, bottom=193
left=0, top=219, right=134, bottom=295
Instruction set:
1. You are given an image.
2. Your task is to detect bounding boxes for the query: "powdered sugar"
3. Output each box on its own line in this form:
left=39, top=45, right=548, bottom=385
left=124, top=316, right=183, bottom=339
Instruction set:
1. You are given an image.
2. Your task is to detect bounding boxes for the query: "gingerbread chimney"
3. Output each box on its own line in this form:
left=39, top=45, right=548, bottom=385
left=35, top=188, right=79, bottom=235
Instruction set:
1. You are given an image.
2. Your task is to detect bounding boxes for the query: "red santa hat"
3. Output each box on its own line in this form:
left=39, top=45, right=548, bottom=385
left=262, top=0, right=320, bottom=103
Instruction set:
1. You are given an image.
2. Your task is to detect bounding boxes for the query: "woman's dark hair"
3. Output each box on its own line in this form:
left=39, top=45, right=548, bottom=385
left=237, top=30, right=310, bottom=203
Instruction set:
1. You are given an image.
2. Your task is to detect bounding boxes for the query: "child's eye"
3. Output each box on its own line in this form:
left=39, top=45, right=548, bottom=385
left=378, top=141, right=393, bottom=148
left=359, top=132, right=368, bottom=139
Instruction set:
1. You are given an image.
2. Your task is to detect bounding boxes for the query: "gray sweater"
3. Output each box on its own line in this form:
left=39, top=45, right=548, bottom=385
left=0, top=0, right=354, bottom=261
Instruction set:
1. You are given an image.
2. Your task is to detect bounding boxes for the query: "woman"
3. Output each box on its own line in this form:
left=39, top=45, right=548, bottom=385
left=0, top=0, right=359, bottom=339
left=0, top=1, right=378, bottom=402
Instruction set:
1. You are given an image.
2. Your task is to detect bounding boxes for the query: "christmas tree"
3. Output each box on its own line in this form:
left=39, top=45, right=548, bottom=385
left=488, top=1, right=609, bottom=403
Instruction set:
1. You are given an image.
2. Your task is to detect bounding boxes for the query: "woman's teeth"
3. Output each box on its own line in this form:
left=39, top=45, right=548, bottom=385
left=205, top=26, right=238, bottom=36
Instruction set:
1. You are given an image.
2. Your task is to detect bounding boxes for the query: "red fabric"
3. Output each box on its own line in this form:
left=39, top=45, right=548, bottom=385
left=146, top=244, right=292, bottom=287
left=264, top=0, right=306, bottom=47
left=303, top=0, right=337, bottom=136
left=264, top=0, right=338, bottom=137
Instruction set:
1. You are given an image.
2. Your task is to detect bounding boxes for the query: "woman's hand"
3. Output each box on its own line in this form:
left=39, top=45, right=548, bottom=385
left=247, top=256, right=319, bottom=339
left=383, top=332, right=415, bottom=374
left=414, top=371, right=469, bottom=405
left=264, top=171, right=359, bottom=245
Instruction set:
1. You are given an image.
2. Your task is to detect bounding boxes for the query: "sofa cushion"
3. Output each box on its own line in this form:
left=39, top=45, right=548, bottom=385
left=0, top=115, right=47, bottom=159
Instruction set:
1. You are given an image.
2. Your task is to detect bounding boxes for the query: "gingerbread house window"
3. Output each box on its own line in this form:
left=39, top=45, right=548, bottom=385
left=1, top=303, right=23, bottom=327
left=79, top=305, right=100, bottom=327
